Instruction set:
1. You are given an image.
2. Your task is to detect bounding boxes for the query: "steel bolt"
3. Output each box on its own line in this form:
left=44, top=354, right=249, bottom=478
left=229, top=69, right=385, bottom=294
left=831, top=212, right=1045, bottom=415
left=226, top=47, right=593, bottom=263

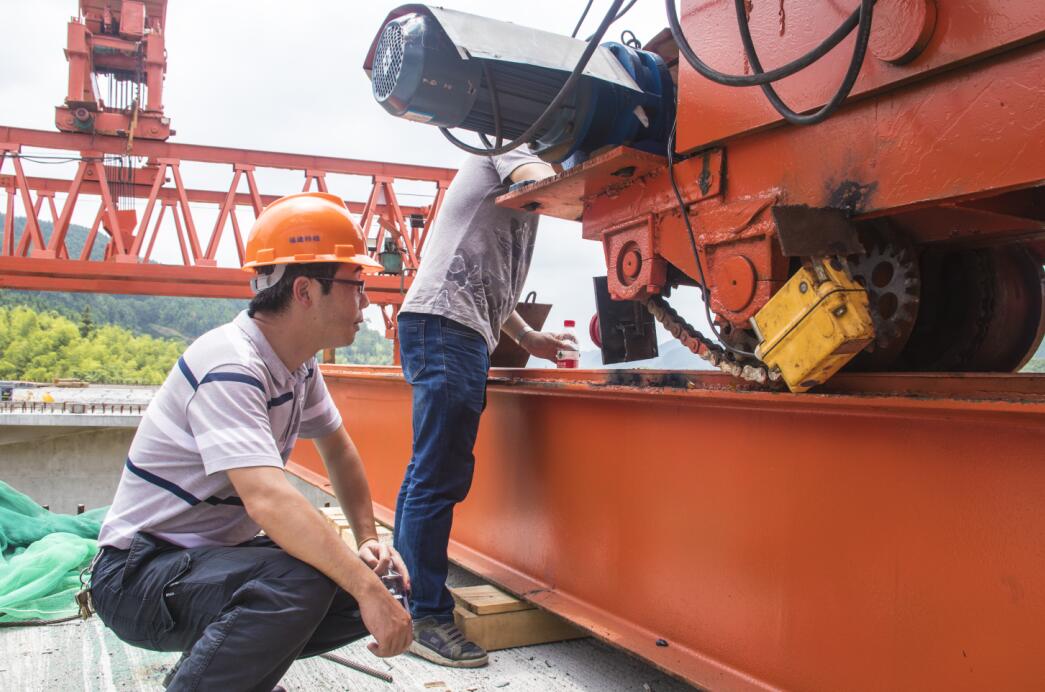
left=621, top=249, right=643, bottom=279
left=799, top=281, right=809, bottom=294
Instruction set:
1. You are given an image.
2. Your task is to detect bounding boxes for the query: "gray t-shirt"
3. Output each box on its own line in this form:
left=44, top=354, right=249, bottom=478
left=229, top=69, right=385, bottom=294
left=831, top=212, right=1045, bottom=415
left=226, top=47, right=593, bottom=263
left=400, top=150, right=542, bottom=351
left=97, top=312, right=342, bottom=550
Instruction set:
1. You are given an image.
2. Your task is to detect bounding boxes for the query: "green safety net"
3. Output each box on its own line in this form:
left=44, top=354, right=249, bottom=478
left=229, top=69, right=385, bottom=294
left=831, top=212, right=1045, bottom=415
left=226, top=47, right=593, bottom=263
left=0, top=481, right=108, bottom=623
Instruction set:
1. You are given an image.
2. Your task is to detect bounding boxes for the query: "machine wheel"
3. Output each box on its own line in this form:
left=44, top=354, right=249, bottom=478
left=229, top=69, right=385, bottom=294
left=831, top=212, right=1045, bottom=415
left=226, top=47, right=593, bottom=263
left=895, top=244, right=1045, bottom=372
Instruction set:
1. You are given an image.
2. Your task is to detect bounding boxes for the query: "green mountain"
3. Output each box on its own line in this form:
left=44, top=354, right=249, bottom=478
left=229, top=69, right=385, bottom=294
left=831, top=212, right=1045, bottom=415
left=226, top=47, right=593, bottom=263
left=1, top=212, right=109, bottom=260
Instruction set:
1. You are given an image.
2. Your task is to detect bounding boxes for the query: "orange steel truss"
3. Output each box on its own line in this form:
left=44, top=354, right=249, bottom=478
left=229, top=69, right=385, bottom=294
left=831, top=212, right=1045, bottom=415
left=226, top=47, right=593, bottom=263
left=290, top=367, right=1045, bottom=691
left=0, top=126, right=454, bottom=334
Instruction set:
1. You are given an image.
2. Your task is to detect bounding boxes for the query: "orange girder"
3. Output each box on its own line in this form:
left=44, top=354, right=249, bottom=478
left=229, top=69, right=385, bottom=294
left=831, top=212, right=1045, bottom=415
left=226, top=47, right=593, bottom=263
left=0, top=127, right=454, bottom=303
left=292, top=367, right=1045, bottom=691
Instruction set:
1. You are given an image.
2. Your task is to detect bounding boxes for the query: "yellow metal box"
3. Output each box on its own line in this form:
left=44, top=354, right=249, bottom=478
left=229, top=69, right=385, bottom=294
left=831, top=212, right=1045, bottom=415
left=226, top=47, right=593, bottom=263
left=753, top=260, right=874, bottom=392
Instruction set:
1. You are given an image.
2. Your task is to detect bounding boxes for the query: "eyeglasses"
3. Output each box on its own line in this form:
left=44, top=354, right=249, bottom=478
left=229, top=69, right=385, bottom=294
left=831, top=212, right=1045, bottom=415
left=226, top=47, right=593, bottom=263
left=315, top=277, right=366, bottom=296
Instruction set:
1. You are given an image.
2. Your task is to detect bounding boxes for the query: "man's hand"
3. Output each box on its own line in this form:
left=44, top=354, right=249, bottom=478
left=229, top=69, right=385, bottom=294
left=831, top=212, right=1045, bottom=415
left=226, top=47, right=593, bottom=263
left=358, top=540, right=412, bottom=591
left=357, top=582, right=414, bottom=657
left=520, top=330, right=578, bottom=363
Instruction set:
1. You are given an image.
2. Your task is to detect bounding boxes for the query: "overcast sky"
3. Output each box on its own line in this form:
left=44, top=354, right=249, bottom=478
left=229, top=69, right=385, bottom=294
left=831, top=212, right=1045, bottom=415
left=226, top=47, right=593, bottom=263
left=0, top=0, right=713, bottom=354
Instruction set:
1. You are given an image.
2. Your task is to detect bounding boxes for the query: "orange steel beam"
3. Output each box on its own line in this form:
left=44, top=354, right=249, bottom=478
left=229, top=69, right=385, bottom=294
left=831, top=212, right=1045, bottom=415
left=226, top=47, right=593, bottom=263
left=292, top=367, right=1045, bottom=691
left=0, top=256, right=411, bottom=301
left=0, top=126, right=456, bottom=183
left=0, top=126, right=453, bottom=307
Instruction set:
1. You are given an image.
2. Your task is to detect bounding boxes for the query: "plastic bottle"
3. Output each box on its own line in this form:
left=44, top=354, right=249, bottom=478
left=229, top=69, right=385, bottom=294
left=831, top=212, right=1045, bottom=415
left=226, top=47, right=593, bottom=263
left=556, top=320, right=580, bottom=369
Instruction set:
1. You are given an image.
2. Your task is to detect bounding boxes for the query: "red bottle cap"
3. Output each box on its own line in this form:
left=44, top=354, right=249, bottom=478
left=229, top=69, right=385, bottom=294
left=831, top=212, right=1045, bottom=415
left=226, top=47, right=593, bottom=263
left=564, top=320, right=576, bottom=328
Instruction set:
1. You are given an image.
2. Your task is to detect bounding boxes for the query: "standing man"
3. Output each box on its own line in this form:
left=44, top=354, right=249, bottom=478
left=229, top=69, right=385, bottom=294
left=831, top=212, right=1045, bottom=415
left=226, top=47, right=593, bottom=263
left=394, top=150, right=576, bottom=668
left=91, top=192, right=413, bottom=691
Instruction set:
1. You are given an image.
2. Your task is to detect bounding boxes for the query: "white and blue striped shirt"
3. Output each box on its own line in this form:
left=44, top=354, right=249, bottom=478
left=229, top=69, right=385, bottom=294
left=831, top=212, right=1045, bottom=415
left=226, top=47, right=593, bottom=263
left=98, top=311, right=342, bottom=549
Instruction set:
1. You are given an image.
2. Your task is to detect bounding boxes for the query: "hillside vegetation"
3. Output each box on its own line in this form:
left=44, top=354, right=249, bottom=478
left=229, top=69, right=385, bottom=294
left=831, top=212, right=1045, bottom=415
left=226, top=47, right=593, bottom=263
left=0, top=305, right=182, bottom=384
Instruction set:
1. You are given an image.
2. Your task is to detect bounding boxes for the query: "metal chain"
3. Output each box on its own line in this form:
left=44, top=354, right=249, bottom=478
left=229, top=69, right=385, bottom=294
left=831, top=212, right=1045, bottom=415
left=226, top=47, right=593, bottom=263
left=643, top=294, right=779, bottom=385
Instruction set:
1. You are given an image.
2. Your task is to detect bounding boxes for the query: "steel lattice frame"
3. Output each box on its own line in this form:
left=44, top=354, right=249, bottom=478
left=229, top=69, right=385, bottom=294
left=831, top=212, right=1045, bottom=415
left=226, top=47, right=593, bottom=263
left=0, top=126, right=455, bottom=341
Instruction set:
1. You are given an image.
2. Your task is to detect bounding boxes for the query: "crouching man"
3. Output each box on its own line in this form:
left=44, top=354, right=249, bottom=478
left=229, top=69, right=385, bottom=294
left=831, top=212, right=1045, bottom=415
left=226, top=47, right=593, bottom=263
left=90, top=192, right=412, bottom=691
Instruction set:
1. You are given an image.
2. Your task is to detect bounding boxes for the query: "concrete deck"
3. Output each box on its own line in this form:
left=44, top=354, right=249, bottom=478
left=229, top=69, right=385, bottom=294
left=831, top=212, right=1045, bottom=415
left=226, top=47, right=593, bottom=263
left=0, top=572, right=697, bottom=691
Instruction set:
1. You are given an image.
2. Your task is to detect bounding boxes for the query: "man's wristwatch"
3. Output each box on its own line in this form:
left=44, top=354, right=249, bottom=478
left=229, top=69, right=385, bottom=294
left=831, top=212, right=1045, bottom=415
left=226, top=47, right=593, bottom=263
left=514, top=325, right=535, bottom=344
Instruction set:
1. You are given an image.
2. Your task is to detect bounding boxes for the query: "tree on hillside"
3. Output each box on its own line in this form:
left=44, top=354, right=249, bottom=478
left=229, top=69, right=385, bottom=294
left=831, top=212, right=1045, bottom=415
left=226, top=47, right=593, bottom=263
left=336, top=321, right=394, bottom=365
left=0, top=305, right=182, bottom=385
left=79, top=306, right=95, bottom=338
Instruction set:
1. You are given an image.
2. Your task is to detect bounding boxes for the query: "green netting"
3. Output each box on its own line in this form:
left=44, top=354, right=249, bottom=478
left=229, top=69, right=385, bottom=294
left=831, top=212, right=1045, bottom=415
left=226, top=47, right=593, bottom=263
left=0, top=481, right=108, bottom=623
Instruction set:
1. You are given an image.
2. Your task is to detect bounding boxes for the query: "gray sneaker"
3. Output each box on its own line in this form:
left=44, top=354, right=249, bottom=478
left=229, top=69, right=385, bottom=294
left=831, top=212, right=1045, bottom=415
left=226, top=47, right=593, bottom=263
left=409, top=616, right=489, bottom=668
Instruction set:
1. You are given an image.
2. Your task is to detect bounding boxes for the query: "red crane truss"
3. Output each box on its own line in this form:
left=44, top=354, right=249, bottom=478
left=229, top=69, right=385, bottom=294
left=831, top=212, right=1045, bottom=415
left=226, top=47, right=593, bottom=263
left=0, top=126, right=455, bottom=337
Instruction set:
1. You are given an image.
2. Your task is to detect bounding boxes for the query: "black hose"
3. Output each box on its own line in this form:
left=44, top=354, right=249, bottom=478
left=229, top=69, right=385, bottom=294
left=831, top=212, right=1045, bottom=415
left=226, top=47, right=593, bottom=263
left=735, top=0, right=876, bottom=125
left=478, top=62, right=504, bottom=150
left=665, top=0, right=869, bottom=87
left=665, top=120, right=757, bottom=358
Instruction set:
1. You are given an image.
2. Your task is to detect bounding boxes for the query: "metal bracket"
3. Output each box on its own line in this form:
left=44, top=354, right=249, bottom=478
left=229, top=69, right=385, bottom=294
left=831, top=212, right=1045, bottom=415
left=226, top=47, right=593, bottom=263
left=593, top=276, right=658, bottom=365
left=771, top=205, right=863, bottom=257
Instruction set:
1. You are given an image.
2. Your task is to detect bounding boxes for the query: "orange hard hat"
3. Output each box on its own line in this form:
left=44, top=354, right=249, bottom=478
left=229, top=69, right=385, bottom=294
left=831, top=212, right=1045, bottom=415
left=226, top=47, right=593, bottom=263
left=242, top=192, right=382, bottom=274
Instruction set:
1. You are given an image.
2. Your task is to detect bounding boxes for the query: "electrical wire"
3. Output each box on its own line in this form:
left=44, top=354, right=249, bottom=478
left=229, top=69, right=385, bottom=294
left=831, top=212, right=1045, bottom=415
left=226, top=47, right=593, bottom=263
left=5, top=154, right=102, bottom=165
left=583, top=0, right=641, bottom=41
left=478, top=62, right=505, bottom=150
left=665, top=118, right=757, bottom=358
left=665, top=0, right=872, bottom=88
left=735, top=0, right=876, bottom=125
left=571, top=0, right=595, bottom=38
left=439, top=0, right=625, bottom=157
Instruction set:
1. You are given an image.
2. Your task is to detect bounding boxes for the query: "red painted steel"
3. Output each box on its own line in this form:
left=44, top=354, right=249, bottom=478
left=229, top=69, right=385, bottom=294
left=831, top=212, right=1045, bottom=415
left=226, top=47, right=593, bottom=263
left=58, top=1, right=171, bottom=140
left=293, top=367, right=1045, bottom=690
left=0, top=127, right=455, bottom=303
left=499, top=3, right=1045, bottom=370
left=675, top=0, right=1045, bottom=148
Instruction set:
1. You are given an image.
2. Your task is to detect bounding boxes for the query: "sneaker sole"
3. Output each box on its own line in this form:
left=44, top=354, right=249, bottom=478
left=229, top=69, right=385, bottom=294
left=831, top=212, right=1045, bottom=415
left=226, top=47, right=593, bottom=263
left=407, top=640, right=489, bottom=668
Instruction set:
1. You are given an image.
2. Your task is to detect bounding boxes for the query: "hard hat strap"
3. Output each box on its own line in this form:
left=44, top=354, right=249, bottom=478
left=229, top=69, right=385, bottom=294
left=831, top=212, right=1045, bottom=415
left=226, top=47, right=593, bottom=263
left=249, top=263, right=288, bottom=295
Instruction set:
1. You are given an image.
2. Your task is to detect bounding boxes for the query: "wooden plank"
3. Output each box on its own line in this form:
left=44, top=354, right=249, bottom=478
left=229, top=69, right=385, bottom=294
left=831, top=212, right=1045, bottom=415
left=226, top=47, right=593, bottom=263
left=453, top=605, right=587, bottom=652
left=319, top=506, right=392, bottom=550
left=450, top=585, right=531, bottom=615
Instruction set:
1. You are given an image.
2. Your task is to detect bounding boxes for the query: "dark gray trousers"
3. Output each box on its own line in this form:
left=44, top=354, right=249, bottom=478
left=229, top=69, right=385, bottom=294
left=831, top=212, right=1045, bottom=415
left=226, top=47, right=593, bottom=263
left=91, top=532, right=369, bottom=691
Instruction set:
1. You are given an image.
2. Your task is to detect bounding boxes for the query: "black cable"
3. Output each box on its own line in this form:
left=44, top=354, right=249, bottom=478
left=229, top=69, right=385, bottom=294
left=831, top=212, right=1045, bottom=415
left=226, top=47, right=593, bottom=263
left=666, top=119, right=757, bottom=358
left=439, top=0, right=625, bottom=157
left=620, top=29, right=642, bottom=49
left=665, top=0, right=866, bottom=87
left=735, top=0, right=876, bottom=125
left=478, top=62, right=504, bottom=150
left=7, top=154, right=101, bottom=165
left=571, top=0, right=595, bottom=38
left=584, top=0, right=640, bottom=41
left=0, top=614, right=80, bottom=628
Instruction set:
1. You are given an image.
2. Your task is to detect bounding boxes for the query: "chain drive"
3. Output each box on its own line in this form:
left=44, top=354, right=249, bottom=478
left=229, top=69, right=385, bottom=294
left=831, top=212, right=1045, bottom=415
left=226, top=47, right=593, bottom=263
left=643, top=295, right=779, bottom=385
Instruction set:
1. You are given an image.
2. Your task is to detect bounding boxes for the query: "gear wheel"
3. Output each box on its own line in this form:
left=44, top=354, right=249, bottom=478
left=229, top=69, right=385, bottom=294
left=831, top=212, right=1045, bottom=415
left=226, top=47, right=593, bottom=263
left=845, top=225, right=921, bottom=370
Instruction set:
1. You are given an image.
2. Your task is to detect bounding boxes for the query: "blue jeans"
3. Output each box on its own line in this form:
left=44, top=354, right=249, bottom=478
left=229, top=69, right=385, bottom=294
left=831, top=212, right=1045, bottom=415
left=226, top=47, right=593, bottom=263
left=394, top=312, right=490, bottom=623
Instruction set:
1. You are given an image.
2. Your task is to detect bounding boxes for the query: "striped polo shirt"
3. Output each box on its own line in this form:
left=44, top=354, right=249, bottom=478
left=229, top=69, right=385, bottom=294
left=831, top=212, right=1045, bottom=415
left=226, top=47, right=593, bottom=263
left=98, top=311, right=342, bottom=550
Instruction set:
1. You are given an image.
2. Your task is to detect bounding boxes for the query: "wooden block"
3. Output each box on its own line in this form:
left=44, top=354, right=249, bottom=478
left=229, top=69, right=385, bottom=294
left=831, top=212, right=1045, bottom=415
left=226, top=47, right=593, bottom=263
left=453, top=604, right=587, bottom=652
left=451, top=585, right=531, bottom=615
left=318, top=505, right=392, bottom=550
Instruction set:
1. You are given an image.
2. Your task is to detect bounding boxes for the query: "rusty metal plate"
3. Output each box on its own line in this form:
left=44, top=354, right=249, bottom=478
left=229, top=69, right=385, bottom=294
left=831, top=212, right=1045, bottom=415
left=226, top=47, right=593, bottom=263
left=496, top=147, right=670, bottom=221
